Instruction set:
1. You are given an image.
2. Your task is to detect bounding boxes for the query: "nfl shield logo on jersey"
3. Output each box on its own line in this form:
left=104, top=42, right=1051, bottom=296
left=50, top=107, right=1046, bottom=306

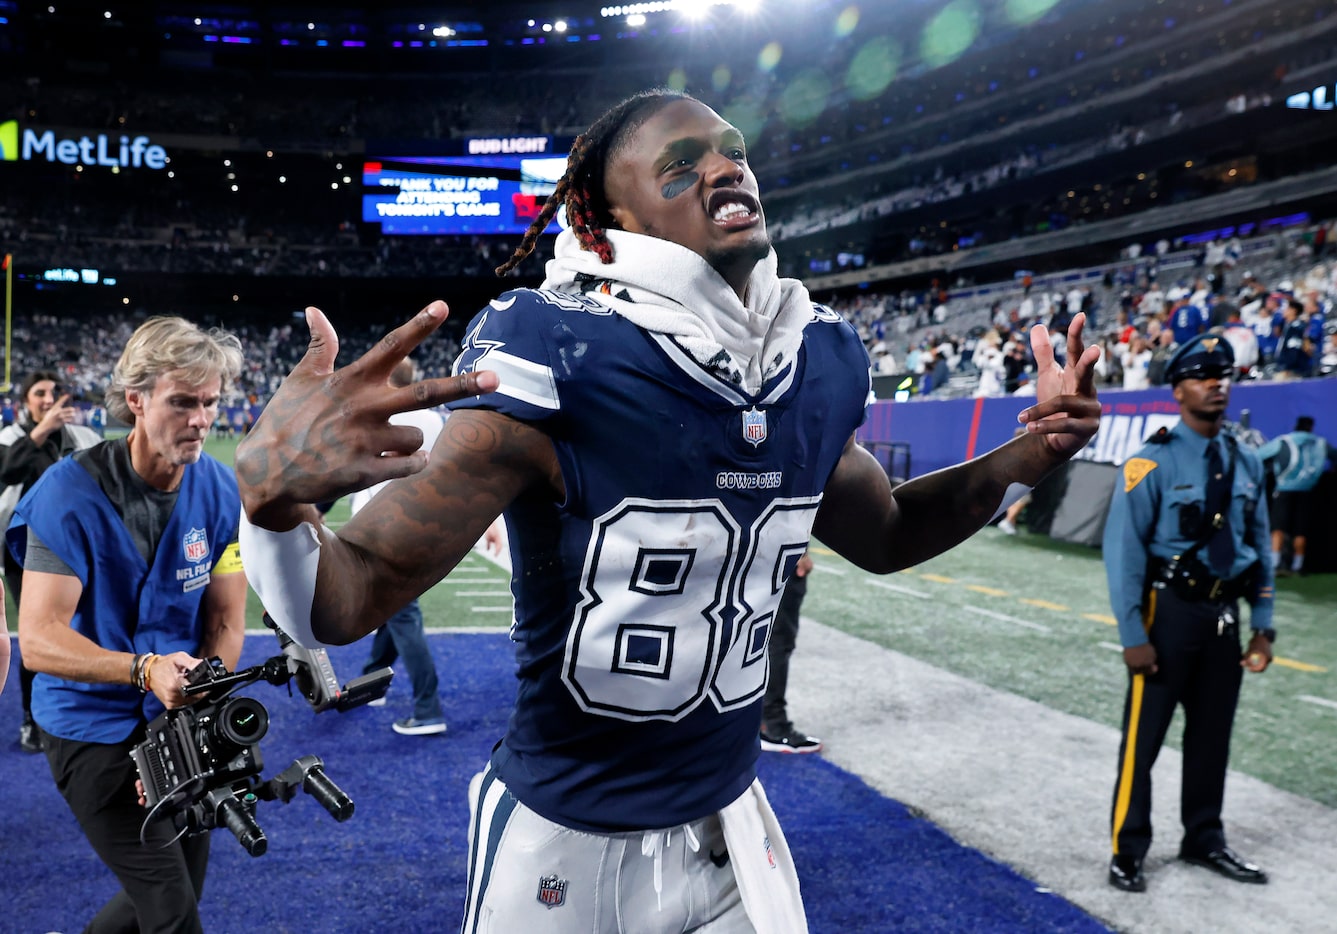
left=741, top=407, right=767, bottom=447
left=183, top=528, right=210, bottom=564
left=536, top=875, right=567, bottom=909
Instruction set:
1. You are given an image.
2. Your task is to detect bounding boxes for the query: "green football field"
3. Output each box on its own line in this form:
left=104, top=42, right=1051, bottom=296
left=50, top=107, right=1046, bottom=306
left=11, top=434, right=1336, bottom=808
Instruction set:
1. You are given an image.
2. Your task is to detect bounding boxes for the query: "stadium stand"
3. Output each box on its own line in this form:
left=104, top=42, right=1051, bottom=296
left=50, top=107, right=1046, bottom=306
left=4, top=4, right=1337, bottom=934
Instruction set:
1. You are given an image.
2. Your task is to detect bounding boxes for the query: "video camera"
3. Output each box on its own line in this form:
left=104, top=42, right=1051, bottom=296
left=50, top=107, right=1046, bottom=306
left=129, top=615, right=393, bottom=857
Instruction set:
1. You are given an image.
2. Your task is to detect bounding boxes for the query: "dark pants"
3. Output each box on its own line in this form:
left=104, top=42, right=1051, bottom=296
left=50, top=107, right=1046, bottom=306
left=41, top=725, right=210, bottom=934
left=4, top=562, right=35, bottom=721
left=763, top=575, right=807, bottom=733
left=362, top=598, right=442, bottom=721
left=1110, top=586, right=1243, bottom=859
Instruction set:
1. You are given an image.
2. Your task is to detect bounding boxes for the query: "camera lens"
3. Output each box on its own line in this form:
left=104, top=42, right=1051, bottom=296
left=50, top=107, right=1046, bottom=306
left=216, top=697, right=269, bottom=746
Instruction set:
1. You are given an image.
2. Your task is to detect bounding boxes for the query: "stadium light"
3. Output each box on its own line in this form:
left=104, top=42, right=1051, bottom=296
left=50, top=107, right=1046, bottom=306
left=599, top=1, right=761, bottom=20
left=554, top=20, right=568, bottom=32
left=627, top=13, right=646, bottom=26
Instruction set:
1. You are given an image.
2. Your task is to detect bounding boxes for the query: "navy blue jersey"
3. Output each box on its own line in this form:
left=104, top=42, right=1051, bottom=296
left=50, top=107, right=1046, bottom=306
left=450, top=288, right=870, bottom=831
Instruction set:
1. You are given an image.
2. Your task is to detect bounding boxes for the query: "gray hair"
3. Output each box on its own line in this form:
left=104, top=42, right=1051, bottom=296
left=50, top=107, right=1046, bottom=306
left=105, top=316, right=244, bottom=424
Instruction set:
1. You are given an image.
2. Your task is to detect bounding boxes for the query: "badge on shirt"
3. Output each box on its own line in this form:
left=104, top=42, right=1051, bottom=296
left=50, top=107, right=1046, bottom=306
left=1123, top=458, right=1158, bottom=493
left=741, top=407, right=767, bottom=447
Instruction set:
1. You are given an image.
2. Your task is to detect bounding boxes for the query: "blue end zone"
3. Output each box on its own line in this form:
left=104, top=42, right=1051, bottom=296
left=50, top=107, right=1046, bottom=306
left=2, top=632, right=1109, bottom=933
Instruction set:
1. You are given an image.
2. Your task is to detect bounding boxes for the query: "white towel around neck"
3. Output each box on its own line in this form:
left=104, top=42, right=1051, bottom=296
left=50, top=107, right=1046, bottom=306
left=540, top=228, right=813, bottom=394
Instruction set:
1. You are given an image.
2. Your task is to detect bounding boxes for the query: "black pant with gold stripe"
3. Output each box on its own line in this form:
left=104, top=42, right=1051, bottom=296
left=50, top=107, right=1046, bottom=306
left=1110, top=585, right=1244, bottom=859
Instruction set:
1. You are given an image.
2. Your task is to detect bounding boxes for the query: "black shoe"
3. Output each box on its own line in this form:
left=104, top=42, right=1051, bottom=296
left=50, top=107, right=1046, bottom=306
left=18, top=719, right=42, bottom=754
left=1179, top=846, right=1268, bottom=884
left=760, top=727, right=823, bottom=754
left=1108, top=854, right=1146, bottom=892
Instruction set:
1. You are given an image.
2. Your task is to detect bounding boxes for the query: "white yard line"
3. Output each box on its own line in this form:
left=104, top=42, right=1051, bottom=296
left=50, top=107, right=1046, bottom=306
left=867, top=579, right=931, bottom=599
left=962, top=605, right=1051, bottom=632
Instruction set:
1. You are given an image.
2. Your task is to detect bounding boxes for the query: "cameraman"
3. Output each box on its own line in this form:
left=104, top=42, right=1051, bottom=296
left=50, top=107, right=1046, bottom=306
left=9, top=317, right=248, bottom=934
left=0, top=370, right=102, bottom=751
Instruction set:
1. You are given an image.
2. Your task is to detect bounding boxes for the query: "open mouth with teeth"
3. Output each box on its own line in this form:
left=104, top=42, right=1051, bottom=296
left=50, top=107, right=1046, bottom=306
left=708, top=191, right=760, bottom=228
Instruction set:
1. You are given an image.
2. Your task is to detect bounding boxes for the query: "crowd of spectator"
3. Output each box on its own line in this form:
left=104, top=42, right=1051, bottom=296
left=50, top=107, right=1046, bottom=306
left=822, top=222, right=1337, bottom=400
left=3, top=0, right=1331, bottom=287
left=0, top=311, right=462, bottom=432
left=5, top=223, right=1331, bottom=440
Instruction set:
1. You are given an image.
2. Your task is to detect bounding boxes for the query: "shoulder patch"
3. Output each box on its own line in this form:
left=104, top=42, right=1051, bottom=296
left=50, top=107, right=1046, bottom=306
left=811, top=303, right=844, bottom=324
left=1123, top=457, right=1158, bottom=493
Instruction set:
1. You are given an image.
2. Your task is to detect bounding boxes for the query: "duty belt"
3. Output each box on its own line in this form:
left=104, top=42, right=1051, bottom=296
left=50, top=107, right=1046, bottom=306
left=1150, top=555, right=1254, bottom=603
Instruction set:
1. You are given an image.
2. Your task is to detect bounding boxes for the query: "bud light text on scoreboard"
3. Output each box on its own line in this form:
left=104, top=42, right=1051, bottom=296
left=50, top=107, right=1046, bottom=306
left=465, top=136, right=551, bottom=154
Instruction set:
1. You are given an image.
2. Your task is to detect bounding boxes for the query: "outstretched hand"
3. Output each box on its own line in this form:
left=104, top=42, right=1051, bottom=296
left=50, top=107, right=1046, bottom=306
left=235, top=301, right=498, bottom=528
left=1018, top=312, right=1102, bottom=460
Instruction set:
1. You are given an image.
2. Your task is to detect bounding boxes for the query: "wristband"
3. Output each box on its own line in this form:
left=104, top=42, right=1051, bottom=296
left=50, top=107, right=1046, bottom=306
left=238, top=511, right=328, bottom=648
left=142, top=654, right=157, bottom=693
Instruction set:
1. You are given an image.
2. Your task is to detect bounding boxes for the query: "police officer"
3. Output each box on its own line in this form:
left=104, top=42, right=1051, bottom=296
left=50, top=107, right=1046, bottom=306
left=1101, top=332, right=1276, bottom=893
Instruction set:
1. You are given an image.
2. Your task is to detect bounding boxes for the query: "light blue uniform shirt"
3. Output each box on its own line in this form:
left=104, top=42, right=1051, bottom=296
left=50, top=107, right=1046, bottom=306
left=1102, top=421, right=1274, bottom=647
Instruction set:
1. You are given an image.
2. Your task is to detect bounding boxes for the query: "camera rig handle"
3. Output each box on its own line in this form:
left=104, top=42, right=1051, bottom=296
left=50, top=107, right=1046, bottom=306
left=262, top=613, right=394, bottom=712
left=254, top=754, right=354, bottom=822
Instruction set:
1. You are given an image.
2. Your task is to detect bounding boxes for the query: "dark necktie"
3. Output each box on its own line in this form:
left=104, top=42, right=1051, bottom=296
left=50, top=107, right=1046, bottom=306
left=1205, top=441, right=1234, bottom=573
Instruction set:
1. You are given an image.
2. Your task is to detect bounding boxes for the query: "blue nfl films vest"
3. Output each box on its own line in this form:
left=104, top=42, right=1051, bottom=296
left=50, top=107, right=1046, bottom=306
left=8, top=449, right=240, bottom=743
left=450, top=288, right=870, bottom=832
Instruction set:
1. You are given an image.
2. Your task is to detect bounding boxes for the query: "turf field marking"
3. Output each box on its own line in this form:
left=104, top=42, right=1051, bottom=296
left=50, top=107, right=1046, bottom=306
left=920, top=573, right=956, bottom=584
left=442, top=577, right=502, bottom=584
left=455, top=590, right=512, bottom=596
left=966, top=584, right=1010, bottom=597
left=816, top=566, right=847, bottom=576
left=1098, top=641, right=1125, bottom=653
left=1298, top=695, right=1337, bottom=711
left=1275, top=658, right=1328, bottom=673
left=1019, top=598, right=1069, bottom=612
left=868, top=579, right=931, bottom=599
left=1083, top=613, right=1117, bottom=626
left=964, top=605, right=1050, bottom=632
left=471, top=606, right=514, bottom=613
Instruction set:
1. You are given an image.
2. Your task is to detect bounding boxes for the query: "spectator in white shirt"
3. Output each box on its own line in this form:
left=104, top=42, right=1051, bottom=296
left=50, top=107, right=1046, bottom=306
left=1120, top=334, right=1153, bottom=390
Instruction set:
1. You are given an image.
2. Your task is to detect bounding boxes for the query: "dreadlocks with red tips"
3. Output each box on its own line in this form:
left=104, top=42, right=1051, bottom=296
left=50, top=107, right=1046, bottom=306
left=495, top=88, right=696, bottom=277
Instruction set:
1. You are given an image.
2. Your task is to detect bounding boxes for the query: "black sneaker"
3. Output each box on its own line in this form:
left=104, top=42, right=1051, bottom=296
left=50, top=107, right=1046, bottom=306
left=760, top=727, right=823, bottom=754
left=392, top=716, right=447, bottom=736
left=19, top=719, right=42, bottom=754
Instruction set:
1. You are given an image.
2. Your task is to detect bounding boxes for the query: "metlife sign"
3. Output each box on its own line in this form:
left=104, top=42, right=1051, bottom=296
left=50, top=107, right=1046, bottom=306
left=0, top=120, right=168, bottom=169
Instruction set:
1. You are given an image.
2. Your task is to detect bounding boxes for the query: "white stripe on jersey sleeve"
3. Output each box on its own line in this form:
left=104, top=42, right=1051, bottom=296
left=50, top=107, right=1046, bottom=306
left=484, top=349, right=561, bottom=411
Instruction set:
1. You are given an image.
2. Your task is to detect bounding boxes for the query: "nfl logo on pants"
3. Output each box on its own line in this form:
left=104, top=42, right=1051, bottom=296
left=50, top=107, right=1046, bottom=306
left=537, top=875, right=567, bottom=909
